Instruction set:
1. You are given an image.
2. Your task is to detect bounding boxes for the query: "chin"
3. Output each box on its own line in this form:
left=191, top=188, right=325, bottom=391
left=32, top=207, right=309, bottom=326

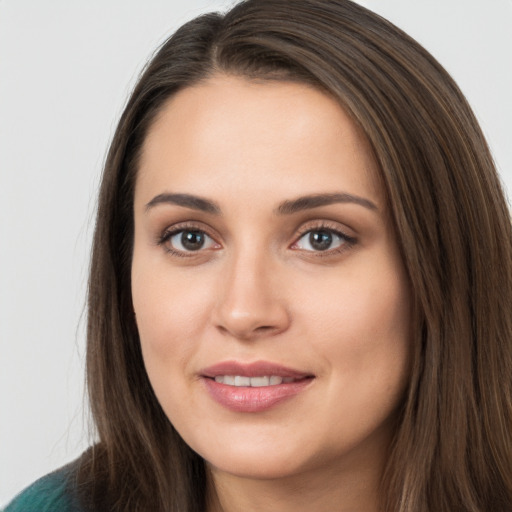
left=206, top=451, right=306, bottom=480
left=191, top=430, right=323, bottom=481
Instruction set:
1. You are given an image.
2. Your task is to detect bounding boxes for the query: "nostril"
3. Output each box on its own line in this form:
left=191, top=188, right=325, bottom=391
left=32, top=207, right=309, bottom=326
left=215, top=323, right=283, bottom=340
left=255, top=325, right=276, bottom=332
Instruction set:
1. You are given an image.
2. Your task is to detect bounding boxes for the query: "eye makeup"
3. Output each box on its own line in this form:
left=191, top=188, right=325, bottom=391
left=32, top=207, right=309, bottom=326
left=155, top=219, right=358, bottom=260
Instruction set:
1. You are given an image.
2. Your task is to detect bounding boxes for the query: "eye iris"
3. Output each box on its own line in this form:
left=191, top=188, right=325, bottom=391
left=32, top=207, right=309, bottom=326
left=181, top=231, right=205, bottom=251
left=309, top=230, right=333, bottom=251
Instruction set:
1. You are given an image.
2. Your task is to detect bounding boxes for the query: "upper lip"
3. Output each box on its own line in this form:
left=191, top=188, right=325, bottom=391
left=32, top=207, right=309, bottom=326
left=201, top=360, right=313, bottom=379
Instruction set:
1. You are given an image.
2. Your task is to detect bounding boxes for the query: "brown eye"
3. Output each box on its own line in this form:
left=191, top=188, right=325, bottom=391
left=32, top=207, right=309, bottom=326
left=166, top=230, right=218, bottom=253
left=308, top=231, right=334, bottom=251
left=293, top=228, right=354, bottom=252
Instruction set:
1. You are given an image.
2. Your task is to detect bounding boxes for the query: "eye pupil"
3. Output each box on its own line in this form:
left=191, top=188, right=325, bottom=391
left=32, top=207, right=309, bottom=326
left=181, top=231, right=205, bottom=251
left=309, top=231, right=332, bottom=251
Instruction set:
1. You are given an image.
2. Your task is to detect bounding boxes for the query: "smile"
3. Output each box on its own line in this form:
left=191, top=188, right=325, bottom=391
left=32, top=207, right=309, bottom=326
left=213, top=375, right=297, bottom=386
left=201, top=361, right=314, bottom=412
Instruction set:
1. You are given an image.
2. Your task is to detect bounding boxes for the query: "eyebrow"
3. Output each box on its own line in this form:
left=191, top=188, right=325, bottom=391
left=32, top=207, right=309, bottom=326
left=276, top=193, right=378, bottom=214
left=145, top=191, right=378, bottom=215
left=145, top=193, right=221, bottom=214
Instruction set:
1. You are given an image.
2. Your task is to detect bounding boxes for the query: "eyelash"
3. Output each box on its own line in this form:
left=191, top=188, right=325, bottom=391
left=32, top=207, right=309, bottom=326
left=293, top=222, right=357, bottom=258
left=156, top=222, right=218, bottom=258
left=156, top=221, right=357, bottom=258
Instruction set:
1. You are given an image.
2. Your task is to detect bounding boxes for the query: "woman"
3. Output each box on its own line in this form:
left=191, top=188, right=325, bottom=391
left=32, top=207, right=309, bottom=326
left=6, top=0, right=512, bottom=511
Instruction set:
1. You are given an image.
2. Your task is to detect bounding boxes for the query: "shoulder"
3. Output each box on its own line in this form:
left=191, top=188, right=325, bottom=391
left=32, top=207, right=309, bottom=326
left=4, top=465, right=83, bottom=512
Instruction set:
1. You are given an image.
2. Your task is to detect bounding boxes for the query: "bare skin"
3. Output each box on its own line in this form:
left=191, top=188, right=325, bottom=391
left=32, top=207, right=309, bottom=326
left=132, top=75, right=411, bottom=512
left=206, top=431, right=389, bottom=512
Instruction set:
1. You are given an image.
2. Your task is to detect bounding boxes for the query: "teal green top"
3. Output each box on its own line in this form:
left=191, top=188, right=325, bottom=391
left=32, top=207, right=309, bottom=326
left=3, top=468, right=82, bottom=512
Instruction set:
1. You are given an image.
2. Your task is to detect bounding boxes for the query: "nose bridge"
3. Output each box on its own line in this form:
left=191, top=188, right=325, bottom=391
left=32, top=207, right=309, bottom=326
left=214, top=241, right=289, bottom=339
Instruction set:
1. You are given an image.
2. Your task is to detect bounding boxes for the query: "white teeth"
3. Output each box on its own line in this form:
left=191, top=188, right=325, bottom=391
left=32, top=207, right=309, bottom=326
left=250, top=376, right=270, bottom=387
left=213, top=375, right=294, bottom=387
left=234, top=376, right=251, bottom=386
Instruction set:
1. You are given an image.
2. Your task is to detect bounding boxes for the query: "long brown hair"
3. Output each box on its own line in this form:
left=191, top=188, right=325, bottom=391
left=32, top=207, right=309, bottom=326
left=77, top=1, right=512, bottom=510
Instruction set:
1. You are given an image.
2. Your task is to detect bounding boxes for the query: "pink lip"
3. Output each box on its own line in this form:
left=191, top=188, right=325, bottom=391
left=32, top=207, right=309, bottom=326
left=201, top=360, right=312, bottom=379
left=201, top=360, right=314, bottom=413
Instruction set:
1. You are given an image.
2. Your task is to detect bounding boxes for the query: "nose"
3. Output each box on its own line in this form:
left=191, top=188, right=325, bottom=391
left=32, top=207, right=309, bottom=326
left=212, top=251, right=291, bottom=340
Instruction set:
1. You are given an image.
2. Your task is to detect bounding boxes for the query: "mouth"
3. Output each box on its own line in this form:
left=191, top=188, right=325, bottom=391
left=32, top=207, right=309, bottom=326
left=200, top=361, right=315, bottom=412
left=211, top=375, right=301, bottom=386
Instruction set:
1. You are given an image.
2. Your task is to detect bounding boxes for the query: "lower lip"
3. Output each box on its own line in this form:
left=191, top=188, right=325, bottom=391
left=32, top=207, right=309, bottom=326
left=203, top=377, right=313, bottom=413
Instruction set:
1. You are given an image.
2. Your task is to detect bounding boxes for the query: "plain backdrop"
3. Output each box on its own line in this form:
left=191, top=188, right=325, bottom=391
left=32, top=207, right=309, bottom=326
left=1, top=0, right=511, bottom=505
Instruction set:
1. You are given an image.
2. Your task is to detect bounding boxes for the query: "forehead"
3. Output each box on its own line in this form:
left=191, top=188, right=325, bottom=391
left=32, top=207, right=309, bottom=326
left=136, top=75, right=384, bottom=210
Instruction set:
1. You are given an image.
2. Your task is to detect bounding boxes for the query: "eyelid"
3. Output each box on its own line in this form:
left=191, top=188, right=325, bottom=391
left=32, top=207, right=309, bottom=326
left=294, top=219, right=356, bottom=239
left=290, top=220, right=357, bottom=255
left=155, top=219, right=357, bottom=258
left=156, top=221, right=222, bottom=256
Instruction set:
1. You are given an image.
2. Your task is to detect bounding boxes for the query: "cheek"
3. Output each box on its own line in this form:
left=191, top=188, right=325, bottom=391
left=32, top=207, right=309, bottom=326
left=301, top=260, right=409, bottom=337
left=131, top=260, right=214, bottom=380
left=132, top=269, right=216, bottom=428
left=303, top=271, right=410, bottom=445
left=297, top=260, right=411, bottom=389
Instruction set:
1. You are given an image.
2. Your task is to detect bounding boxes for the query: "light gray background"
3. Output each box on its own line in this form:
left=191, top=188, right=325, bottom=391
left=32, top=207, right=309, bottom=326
left=1, top=0, right=511, bottom=505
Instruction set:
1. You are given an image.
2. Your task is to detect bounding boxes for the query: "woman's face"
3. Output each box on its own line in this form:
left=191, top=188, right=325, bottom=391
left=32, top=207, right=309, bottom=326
left=132, top=76, right=411, bottom=482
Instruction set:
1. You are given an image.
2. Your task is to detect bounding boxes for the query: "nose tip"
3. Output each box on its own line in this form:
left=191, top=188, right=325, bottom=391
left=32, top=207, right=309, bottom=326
left=212, top=258, right=290, bottom=340
left=216, top=308, right=287, bottom=340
